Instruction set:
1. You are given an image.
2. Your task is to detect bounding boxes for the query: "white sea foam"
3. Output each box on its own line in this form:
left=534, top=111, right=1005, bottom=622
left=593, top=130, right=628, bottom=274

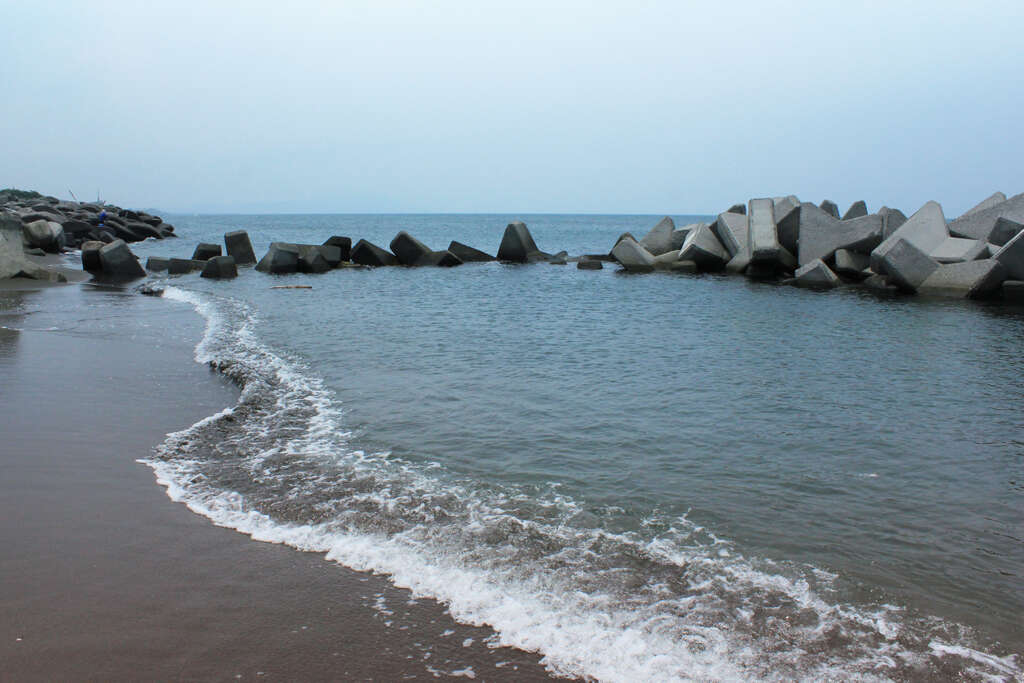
left=144, top=286, right=1023, bottom=683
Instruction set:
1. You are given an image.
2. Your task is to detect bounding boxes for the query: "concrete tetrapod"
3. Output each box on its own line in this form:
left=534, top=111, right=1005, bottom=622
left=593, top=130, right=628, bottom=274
left=390, top=231, right=434, bottom=266
left=871, top=201, right=947, bottom=275
left=350, top=239, right=398, bottom=267
left=793, top=259, right=841, bottom=289
left=639, top=216, right=676, bottom=256
left=842, top=201, right=868, bottom=220
left=993, top=230, right=1024, bottom=280
left=747, top=198, right=794, bottom=273
left=192, top=243, right=222, bottom=261
left=879, top=238, right=940, bottom=292
left=918, top=260, right=1006, bottom=298
left=947, top=193, right=1024, bottom=241
left=679, top=223, right=728, bottom=270
left=200, top=255, right=239, bottom=279
left=448, top=241, right=495, bottom=262
left=224, top=230, right=257, bottom=265
left=797, top=205, right=883, bottom=266
left=713, top=212, right=750, bottom=259
left=497, top=221, right=549, bottom=262
left=611, top=237, right=656, bottom=272
left=98, top=240, right=146, bottom=280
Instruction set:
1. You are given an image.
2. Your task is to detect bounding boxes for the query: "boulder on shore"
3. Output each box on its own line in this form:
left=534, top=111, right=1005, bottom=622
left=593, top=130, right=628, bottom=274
left=201, top=255, right=239, bottom=279
left=224, top=230, right=256, bottom=265
left=22, top=220, right=65, bottom=253
left=81, top=241, right=104, bottom=272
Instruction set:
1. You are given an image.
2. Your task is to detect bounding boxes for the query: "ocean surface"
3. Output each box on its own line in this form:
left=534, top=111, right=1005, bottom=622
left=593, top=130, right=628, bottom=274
left=127, top=214, right=1022, bottom=681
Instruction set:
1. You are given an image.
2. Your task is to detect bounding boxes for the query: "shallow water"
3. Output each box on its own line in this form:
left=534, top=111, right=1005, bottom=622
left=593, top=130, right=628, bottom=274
left=130, top=214, right=1023, bottom=681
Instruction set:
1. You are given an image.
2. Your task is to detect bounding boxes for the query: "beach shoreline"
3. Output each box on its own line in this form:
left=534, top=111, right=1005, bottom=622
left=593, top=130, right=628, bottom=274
left=0, top=283, right=556, bottom=681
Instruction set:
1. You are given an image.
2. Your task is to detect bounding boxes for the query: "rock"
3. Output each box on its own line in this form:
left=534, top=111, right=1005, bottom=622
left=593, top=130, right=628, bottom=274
left=679, top=222, right=729, bottom=270
left=638, top=216, right=676, bottom=256
left=138, top=284, right=164, bottom=297
left=322, top=236, right=352, bottom=262
left=125, top=221, right=163, bottom=240
left=111, top=224, right=143, bottom=242
left=947, top=192, right=1024, bottom=241
left=794, top=259, right=841, bottom=288
left=81, top=241, right=104, bottom=272
left=98, top=240, right=146, bottom=280
left=61, top=219, right=93, bottom=237
left=712, top=212, right=749, bottom=258
left=297, top=245, right=330, bottom=274
left=797, top=204, right=883, bottom=266
left=870, top=201, right=947, bottom=275
left=22, top=220, right=65, bottom=253
left=918, top=259, right=1006, bottom=298
left=201, top=255, right=239, bottom=279
left=255, top=243, right=300, bottom=274
left=879, top=238, right=939, bottom=292
left=774, top=197, right=801, bottom=255
left=747, top=198, right=794, bottom=272
left=192, top=243, right=222, bottom=261
left=390, top=231, right=433, bottom=266
left=992, top=230, right=1024, bottom=280
left=146, top=257, right=171, bottom=272
left=1, top=214, right=58, bottom=281
left=577, top=257, right=603, bottom=270
left=1003, top=280, right=1024, bottom=303
left=95, top=230, right=116, bottom=244
left=880, top=207, right=908, bottom=239
left=727, top=203, right=746, bottom=215
left=168, top=258, right=202, bottom=275
left=960, top=191, right=1006, bottom=218
left=820, top=199, right=840, bottom=218
left=448, top=241, right=495, bottom=262
left=833, top=249, right=871, bottom=279
left=416, top=250, right=463, bottom=267
left=610, top=236, right=655, bottom=272
left=19, top=210, right=64, bottom=225
left=842, top=200, right=868, bottom=220
left=930, top=237, right=987, bottom=264
left=350, top=239, right=398, bottom=266
left=224, top=230, right=257, bottom=264
left=497, top=221, right=551, bottom=262
left=989, top=218, right=1023, bottom=247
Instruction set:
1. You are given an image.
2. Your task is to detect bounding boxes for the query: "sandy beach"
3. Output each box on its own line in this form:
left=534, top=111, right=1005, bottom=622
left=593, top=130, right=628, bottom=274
left=0, top=282, right=554, bottom=681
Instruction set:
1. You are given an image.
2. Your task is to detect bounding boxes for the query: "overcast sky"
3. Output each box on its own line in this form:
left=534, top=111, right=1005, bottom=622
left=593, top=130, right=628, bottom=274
left=3, top=1, right=1022, bottom=214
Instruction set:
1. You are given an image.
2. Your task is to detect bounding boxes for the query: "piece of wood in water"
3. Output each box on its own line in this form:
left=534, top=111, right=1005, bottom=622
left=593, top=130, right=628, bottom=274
left=270, top=285, right=313, bottom=289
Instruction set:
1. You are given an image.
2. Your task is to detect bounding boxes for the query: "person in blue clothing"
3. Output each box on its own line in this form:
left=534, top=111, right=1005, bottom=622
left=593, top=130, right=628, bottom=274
left=98, top=210, right=107, bottom=227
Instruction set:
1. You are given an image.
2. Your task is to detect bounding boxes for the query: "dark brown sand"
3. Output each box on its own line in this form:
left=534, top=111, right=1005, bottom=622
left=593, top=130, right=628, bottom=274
left=0, top=284, right=557, bottom=681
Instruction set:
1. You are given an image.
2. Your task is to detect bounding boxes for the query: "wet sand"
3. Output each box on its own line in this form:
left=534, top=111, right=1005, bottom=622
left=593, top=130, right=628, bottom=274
left=0, top=284, right=556, bottom=681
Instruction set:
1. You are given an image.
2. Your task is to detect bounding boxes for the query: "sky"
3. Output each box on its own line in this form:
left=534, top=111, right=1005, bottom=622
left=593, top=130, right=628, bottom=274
left=2, top=0, right=1022, bottom=215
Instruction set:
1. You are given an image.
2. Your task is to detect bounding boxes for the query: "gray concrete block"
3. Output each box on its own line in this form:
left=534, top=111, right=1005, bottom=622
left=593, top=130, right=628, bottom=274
left=200, top=255, right=239, bottom=279
left=670, top=224, right=700, bottom=251
left=834, top=249, right=871, bottom=278
left=794, top=259, right=840, bottom=288
left=679, top=222, right=728, bottom=270
left=820, top=199, right=840, bottom=218
left=390, top=231, right=433, bottom=266
left=323, top=236, right=352, bottom=261
left=497, top=221, right=545, bottom=262
left=960, top=191, right=1006, bottom=218
left=666, top=260, right=698, bottom=273
left=748, top=198, right=791, bottom=270
left=224, top=230, right=256, bottom=265
left=930, top=237, right=987, bottom=264
left=80, top=241, right=104, bottom=272
left=98, top=240, right=146, bottom=280
left=712, top=212, right=749, bottom=258
left=775, top=199, right=801, bottom=256
left=639, top=216, right=676, bottom=256
left=610, top=237, right=655, bottom=272
left=989, top=218, right=1023, bottom=247
left=576, top=258, right=603, bottom=270
left=871, top=201, right=947, bottom=275
left=192, top=243, right=222, bottom=261
left=350, top=239, right=398, bottom=267
left=797, top=203, right=883, bottom=266
left=256, top=243, right=301, bottom=273
left=947, top=192, right=1024, bottom=241
left=842, top=200, right=868, bottom=220
left=727, top=203, right=746, bottom=215
left=918, top=259, right=1006, bottom=298
left=652, top=249, right=682, bottom=269
left=880, top=206, right=908, bottom=239
left=992, top=229, right=1024, bottom=280
left=146, top=256, right=170, bottom=272
left=168, top=258, right=204, bottom=275
left=880, top=238, right=940, bottom=292
left=725, top=252, right=750, bottom=274
left=416, top=250, right=463, bottom=267
left=448, top=241, right=495, bottom=262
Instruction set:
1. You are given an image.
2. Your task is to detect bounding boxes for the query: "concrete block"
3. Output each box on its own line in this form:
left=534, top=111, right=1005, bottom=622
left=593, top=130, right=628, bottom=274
left=255, top=243, right=301, bottom=273
left=200, top=255, right=239, bottom=279
left=448, top=241, right=495, bottom=262
left=880, top=238, right=940, bottom=292
left=947, top=192, right=1024, bottom=241
left=1003, top=280, right=1024, bottom=303
left=880, top=207, right=908, bottom=239
left=725, top=253, right=749, bottom=274
left=842, top=200, right=868, bottom=220
left=576, top=258, right=603, bottom=270
left=146, top=256, right=170, bottom=272
left=296, top=245, right=331, bottom=273
left=611, top=237, right=655, bottom=272
left=652, top=249, right=681, bottom=269
left=224, top=230, right=256, bottom=265
left=820, top=199, right=840, bottom=218
left=931, top=237, right=987, bottom=264
left=98, top=240, right=146, bottom=280
left=727, top=203, right=746, bottom=215
left=498, top=221, right=548, bottom=262
left=794, top=259, right=840, bottom=288
left=748, top=198, right=792, bottom=270
left=834, top=249, right=871, bottom=278
left=989, top=218, right=1023, bottom=247
left=871, top=201, right=947, bottom=275
left=192, top=243, right=222, bottom=261
left=168, top=258, right=204, bottom=275
left=671, top=224, right=700, bottom=251
left=390, top=231, right=433, bottom=266
left=961, top=191, right=1006, bottom=218
left=350, top=239, right=398, bottom=266
left=323, top=236, right=352, bottom=261
left=992, top=229, right=1024, bottom=279
left=712, top=212, right=749, bottom=258
left=416, top=250, right=463, bottom=267
left=918, top=259, right=1006, bottom=298
left=679, top=223, right=728, bottom=270
left=639, top=216, right=676, bottom=256
left=797, top=203, right=883, bottom=265
left=775, top=199, right=801, bottom=256
left=80, top=241, right=104, bottom=272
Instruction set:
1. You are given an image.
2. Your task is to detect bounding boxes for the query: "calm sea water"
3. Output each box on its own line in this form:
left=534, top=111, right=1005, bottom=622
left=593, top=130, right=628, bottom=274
left=130, top=214, right=1023, bottom=681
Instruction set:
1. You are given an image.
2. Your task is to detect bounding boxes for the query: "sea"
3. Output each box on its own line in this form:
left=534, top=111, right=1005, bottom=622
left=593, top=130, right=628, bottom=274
left=125, top=213, right=1022, bottom=681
